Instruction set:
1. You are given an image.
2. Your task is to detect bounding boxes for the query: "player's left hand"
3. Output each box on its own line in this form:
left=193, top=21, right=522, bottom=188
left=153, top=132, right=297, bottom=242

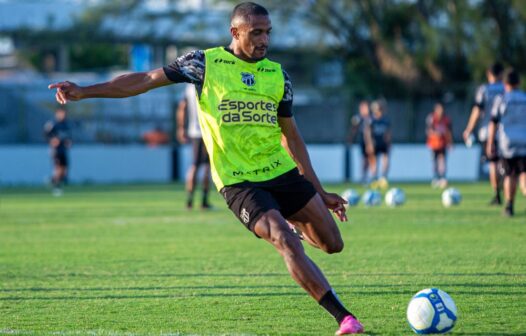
left=321, top=192, right=348, bottom=222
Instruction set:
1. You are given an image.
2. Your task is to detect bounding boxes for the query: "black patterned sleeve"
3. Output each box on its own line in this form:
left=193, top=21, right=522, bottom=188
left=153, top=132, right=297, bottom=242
left=163, top=50, right=205, bottom=86
left=277, top=70, right=293, bottom=117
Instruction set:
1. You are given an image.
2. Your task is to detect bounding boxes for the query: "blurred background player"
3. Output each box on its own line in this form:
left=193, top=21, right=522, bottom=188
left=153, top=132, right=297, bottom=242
left=487, top=69, right=526, bottom=217
left=43, top=107, right=72, bottom=196
left=366, top=99, right=391, bottom=189
left=463, top=62, right=504, bottom=205
left=176, top=84, right=212, bottom=210
left=426, top=102, right=452, bottom=188
left=349, top=100, right=372, bottom=185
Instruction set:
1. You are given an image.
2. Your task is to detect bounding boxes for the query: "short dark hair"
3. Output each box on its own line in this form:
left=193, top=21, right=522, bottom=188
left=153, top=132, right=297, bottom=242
left=504, top=69, right=520, bottom=86
left=489, top=62, right=504, bottom=77
left=231, top=2, right=269, bottom=25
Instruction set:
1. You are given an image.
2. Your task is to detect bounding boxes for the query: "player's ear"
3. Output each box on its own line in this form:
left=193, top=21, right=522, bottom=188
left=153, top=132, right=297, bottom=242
left=230, top=26, right=240, bottom=40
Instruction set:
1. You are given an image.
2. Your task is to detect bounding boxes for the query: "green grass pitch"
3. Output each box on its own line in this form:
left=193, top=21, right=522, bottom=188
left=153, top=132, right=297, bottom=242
left=0, top=183, right=525, bottom=335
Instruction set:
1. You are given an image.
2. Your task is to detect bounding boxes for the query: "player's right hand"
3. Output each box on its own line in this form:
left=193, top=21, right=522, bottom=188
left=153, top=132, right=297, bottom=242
left=462, top=130, right=470, bottom=142
left=48, top=81, right=83, bottom=104
left=177, top=128, right=188, bottom=144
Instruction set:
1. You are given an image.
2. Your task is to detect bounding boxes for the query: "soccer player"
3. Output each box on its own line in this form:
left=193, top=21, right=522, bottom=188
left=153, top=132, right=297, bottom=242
left=349, top=100, right=373, bottom=185
left=48, top=2, right=364, bottom=334
left=487, top=69, right=526, bottom=217
left=426, top=102, right=452, bottom=188
left=366, top=100, right=391, bottom=189
left=44, top=107, right=72, bottom=196
left=176, top=84, right=212, bottom=209
left=463, top=63, right=504, bottom=205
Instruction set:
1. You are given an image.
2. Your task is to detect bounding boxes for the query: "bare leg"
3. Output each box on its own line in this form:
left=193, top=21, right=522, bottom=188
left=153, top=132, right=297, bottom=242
left=369, top=154, right=377, bottom=181
left=381, top=153, right=390, bottom=179
left=489, top=162, right=499, bottom=192
left=361, top=154, right=369, bottom=183
left=253, top=210, right=332, bottom=301
left=201, top=164, right=211, bottom=208
left=251, top=194, right=361, bottom=331
left=519, top=172, right=526, bottom=197
left=185, top=165, right=198, bottom=208
left=504, top=175, right=517, bottom=203
left=437, top=153, right=445, bottom=179
left=287, top=194, right=344, bottom=253
left=53, top=165, right=66, bottom=187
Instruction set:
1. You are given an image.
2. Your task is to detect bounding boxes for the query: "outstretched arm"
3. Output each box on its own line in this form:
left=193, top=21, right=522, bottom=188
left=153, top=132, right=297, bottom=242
left=48, top=68, right=172, bottom=104
left=279, top=116, right=347, bottom=221
left=463, top=105, right=480, bottom=141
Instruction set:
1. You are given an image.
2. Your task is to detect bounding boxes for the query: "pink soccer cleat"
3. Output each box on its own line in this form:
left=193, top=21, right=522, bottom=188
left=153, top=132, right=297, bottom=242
left=336, top=315, right=364, bottom=335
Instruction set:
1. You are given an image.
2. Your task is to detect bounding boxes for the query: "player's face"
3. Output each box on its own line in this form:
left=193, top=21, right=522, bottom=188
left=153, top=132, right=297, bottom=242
left=434, top=104, right=443, bottom=117
left=235, top=15, right=271, bottom=61
left=359, top=102, right=369, bottom=117
left=55, top=109, right=66, bottom=121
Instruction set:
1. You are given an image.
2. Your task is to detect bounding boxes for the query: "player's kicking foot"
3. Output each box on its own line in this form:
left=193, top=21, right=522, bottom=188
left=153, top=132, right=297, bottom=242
left=336, top=315, right=364, bottom=335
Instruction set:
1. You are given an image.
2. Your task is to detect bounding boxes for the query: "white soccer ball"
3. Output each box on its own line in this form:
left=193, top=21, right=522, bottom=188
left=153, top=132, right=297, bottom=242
left=341, top=189, right=360, bottom=207
left=385, top=188, right=405, bottom=207
left=362, top=189, right=382, bottom=207
left=407, top=288, right=458, bottom=334
left=441, top=188, right=462, bottom=207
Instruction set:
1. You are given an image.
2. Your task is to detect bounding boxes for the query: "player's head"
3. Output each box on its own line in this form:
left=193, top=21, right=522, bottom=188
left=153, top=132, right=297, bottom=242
left=433, top=102, right=444, bottom=118
left=370, top=100, right=384, bottom=117
left=230, top=2, right=271, bottom=61
left=503, top=68, right=520, bottom=91
left=358, top=101, right=369, bottom=117
left=486, top=62, right=504, bottom=82
left=55, top=107, right=67, bottom=121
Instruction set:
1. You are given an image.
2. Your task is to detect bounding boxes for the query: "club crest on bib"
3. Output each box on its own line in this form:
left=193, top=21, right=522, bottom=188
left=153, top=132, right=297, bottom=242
left=241, top=72, right=256, bottom=87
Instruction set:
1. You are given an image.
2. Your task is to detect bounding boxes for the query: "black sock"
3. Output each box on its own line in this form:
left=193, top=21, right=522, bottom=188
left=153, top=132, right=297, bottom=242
left=202, top=190, right=209, bottom=206
left=186, top=192, right=194, bottom=208
left=318, top=289, right=353, bottom=324
left=495, top=190, right=501, bottom=202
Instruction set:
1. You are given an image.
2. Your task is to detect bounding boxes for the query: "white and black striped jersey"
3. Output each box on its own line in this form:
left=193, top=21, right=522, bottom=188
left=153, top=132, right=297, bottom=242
left=474, top=81, right=504, bottom=141
left=491, top=90, right=526, bottom=158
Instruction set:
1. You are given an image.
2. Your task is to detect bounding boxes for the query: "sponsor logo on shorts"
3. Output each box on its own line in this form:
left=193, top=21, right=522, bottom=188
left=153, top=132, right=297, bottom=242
left=240, top=208, right=250, bottom=224
left=233, top=160, right=282, bottom=177
left=241, top=72, right=255, bottom=87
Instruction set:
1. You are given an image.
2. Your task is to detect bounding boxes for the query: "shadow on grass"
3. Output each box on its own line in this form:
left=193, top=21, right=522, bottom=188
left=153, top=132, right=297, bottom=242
left=2, top=289, right=526, bottom=301
left=1, top=282, right=525, bottom=293
left=2, top=272, right=526, bottom=280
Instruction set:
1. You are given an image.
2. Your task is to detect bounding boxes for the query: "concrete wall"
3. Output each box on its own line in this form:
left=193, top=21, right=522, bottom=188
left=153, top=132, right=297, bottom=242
left=0, top=144, right=481, bottom=185
left=0, top=145, right=171, bottom=185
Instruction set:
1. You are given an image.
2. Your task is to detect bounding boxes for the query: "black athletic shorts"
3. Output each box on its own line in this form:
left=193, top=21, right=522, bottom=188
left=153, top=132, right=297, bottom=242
left=220, top=168, right=317, bottom=234
left=502, top=156, right=526, bottom=176
left=191, top=138, right=209, bottom=166
left=432, top=148, right=446, bottom=159
left=359, top=142, right=367, bottom=156
left=53, top=150, right=68, bottom=167
left=374, top=143, right=389, bottom=155
left=480, top=140, right=499, bottom=163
